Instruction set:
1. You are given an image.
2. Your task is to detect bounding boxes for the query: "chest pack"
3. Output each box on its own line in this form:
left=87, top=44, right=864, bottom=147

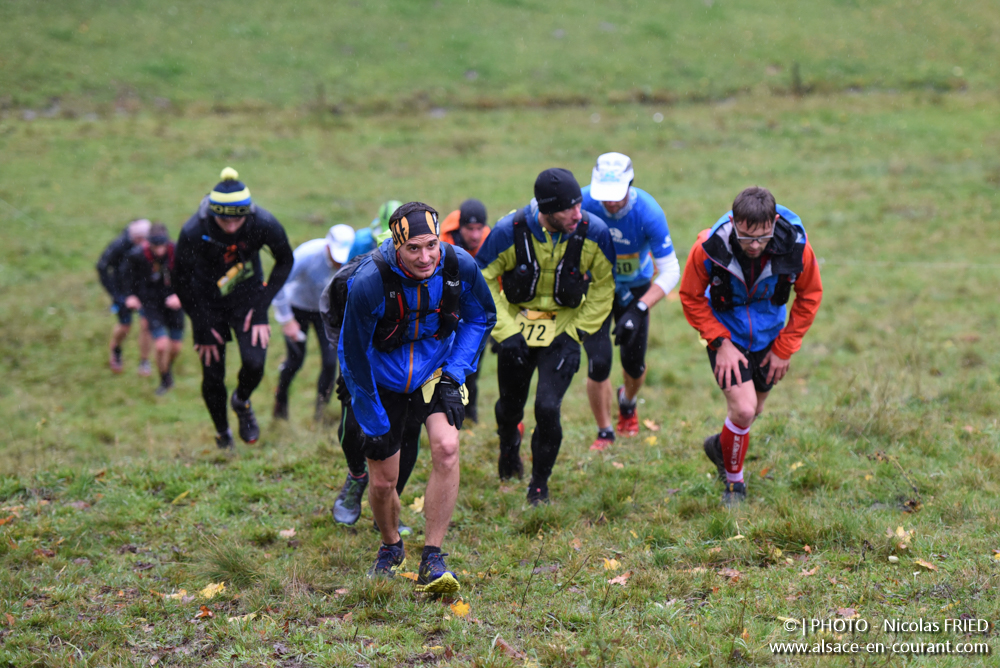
left=143, top=243, right=175, bottom=287
left=502, top=207, right=591, bottom=308
left=708, top=218, right=802, bottom=312
left=371, top=244, right=461, bottom=353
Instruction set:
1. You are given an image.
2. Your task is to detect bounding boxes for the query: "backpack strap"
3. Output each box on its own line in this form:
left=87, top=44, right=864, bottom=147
left=434, top=244, right=461, bottom=340
left=501, top=207, right=541, bottom=304
left=552, top=214, right=591, bottom=308
left=371, top=251, right=407, bottom=352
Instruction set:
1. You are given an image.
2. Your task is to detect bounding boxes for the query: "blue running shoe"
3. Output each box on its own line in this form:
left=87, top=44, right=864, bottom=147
left=367, top=543, right=406, bottom=579
left=415, top=552, right=460, bottom=594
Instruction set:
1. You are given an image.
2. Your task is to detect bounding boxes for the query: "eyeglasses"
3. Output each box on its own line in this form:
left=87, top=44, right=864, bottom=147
left=734, top=230, right=773, bottom=245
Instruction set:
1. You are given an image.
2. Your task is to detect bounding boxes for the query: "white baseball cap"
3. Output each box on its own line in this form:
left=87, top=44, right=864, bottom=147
left=589, top=152, right=634, bottom=202
left=326, top=224, right=356, bottom=264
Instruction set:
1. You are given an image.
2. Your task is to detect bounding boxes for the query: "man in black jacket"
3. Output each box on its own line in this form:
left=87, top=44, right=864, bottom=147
left=174, top=168, right=294, bottom=448
left=96, top=219, right=153, bottom=374
left=123, top=223, right=185, bottom=396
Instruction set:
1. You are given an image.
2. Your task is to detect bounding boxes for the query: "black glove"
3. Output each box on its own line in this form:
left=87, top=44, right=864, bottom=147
left=499, top=333, right=530, bottom=366
left=613, top=302, right=648, bottom=348
left=335, top=375, right=351, bottom=404
left=435, top=374, right=465, bottom=430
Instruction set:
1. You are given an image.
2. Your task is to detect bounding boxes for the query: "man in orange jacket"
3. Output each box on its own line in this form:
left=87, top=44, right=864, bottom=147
left=680, top=187, right=822, bottom=506
left=439, top=199, right=491, bottom=421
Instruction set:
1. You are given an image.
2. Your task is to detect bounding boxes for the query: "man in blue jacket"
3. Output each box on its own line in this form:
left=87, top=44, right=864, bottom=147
left=340, top=202, right=496, bottom=593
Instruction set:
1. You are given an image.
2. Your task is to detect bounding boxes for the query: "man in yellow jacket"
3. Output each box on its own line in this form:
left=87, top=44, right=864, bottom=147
left=476, top=168, right=616, bottom=504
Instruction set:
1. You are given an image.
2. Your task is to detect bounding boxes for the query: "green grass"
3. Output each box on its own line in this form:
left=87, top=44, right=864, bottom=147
left=1, top=90, right=999, bottom=666
left=1, top=0, right=998, bottom=111
left=3, top=1, right=1000, bottom=662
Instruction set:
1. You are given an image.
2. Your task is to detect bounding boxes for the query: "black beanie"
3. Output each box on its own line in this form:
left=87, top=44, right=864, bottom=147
left=459, top=199, right=488, bottom=227
left=534, top=168, right=582, bottom=214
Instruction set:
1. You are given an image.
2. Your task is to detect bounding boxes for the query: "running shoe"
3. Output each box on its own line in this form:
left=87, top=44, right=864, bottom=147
left=526, top=477, right=549, bottom=506
left=722, top=481, right=747, bottom=507
left=137, top=360, right=153, bottom=377
left=155, top=372, right=174, bottom=396
left=415, top=552, right=460, bottom=594
left=332, top=473, right=368, bottom=525
left=215, top=429, right=234, bottom=450
left=590, top=428, right=615, bottom=451
left=703, top=433, right=726, bottom=482
left=109, top=349, right=124, bottom=374
left=616, top=386, right=639, bottom=437
left=367, top=543, right=406, bottom=579
left=230, top=391, right=260, bottom=444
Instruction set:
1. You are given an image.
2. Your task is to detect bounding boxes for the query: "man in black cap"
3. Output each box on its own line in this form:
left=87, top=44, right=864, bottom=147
left=174, top=167, right=295, bottom=448
left=475, top=169, right=616, bottom=504
left=439, top=198, right=493, bottom=421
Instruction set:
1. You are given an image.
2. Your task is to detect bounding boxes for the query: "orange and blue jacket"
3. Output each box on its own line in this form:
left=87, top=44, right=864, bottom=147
left=439, top=209, right=491, bottom=257
left=679, top=205, right=822, bottom=359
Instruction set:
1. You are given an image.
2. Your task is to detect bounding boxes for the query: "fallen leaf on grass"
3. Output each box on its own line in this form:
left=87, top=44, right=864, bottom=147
left=801, top=567, right=818, bottom=577
left=603, top=558, right=620, bottom=571
left=159, top=589, right=189, bottom=600
left=278, top=529, right=296, bottom=539
left=759, top=467, right=771, bottom=478
left=644, top=436, right=657, bottom=446
left=726, top=534, right=745, bottom=541
left=494, top=637, right=525, bottom=660
left=719, top=568, right=741, bottom=581
left=803, top=545, right=812, bottom=554
left=334, top=588, right=349, bottom=596
left=195, top=606, right=213, bottom=619
left=199, top=582, right=226, bottom=599
left=0, top=515, right=15, bottom=526
left=608, top=570, right=632, bottom=585
left=570, top=538, right=582, bottom=551
left=68, top=501, right=91, bottom=510
left=611, top=461, right=624, bottom=469
left=837, top=607, right=858, bottom=618
left=963, top=425, right=974, bottom=434
left=399, top=572, right=419, bottom=581
left=665, top=488, right=680, bottom=495
left=4, top=613, right=14, bottom=626
left=227, top=613, right=257, bottom=623
left=532, top=564, right=559, bottom=574
left=914, top=559, right=938, bottom=572
left=707, top=547, right=722, bottom=555
left=992, top=550, right=1000, bottom=562
left=449, top=599, right=470, bottom=617
left=410, top=496, right=424, bottom=513
left=33, top=548, right=55, bottom=558
left=789, top=461, right=804, bottom=471
left=170, top=490, right=190, bottom=505
left=642, top=419, right=660, bottom=432
left=888, top=556, right=900, bottom=564
left=683, top=567, right=708, bottom=574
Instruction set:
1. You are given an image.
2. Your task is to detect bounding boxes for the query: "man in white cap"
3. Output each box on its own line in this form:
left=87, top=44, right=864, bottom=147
left=581, top=153, right=680, bottom=450
left=272, top=224, right=356, bottom=422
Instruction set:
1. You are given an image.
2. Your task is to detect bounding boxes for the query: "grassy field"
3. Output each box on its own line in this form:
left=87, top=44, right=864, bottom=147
left=1, top=0, right=998, bottom=111
left=2, top=2, right=1000, bottom=666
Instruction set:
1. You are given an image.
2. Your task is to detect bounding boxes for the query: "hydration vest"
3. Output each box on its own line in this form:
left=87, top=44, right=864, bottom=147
left=143, top=243, right=175, bottom=287
left=371, top=244, right=461, bottom=352
left=708, top=216, right=803, bottom=312
left=501, top=207, right=591, bottom=308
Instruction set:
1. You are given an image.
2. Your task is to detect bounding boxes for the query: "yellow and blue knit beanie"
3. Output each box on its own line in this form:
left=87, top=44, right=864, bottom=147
left=209, top=167, right=252, bottom=217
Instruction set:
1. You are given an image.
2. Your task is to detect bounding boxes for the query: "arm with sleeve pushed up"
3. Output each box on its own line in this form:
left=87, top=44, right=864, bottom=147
left=442, top=257, right=497, bottom=384
left=339, top=271, right=391, bottom=437
left=565, top=229, right=616, bottom=340
left=679, top=231, right=732, bottom=343
left=771, top=241, right=823, bottom=359
left=270, top=255, right=305, bottom=324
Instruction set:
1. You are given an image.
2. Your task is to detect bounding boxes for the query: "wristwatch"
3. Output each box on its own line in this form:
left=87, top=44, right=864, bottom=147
left=635, top=301, right=648, bottom=313
left=708, top=336, right=726, bottom=351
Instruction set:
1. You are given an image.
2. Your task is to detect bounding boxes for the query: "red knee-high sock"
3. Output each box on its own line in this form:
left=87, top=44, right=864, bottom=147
left=720, top=417, right=751, bottom=483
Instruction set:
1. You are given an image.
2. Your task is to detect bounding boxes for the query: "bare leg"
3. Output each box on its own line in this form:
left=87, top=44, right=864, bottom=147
left=722, top=381, right=760, bottom=427
left=154, top=337, right=171, bottom=375
left=622, top=369, right=647, bottom=404
left=423, top=413, right=460, bottom=549
left=110, top=323, right=130, bottom=351
left=586, top=378, right=613, bottom=431
left=367, top=452, right=401, bottom=546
